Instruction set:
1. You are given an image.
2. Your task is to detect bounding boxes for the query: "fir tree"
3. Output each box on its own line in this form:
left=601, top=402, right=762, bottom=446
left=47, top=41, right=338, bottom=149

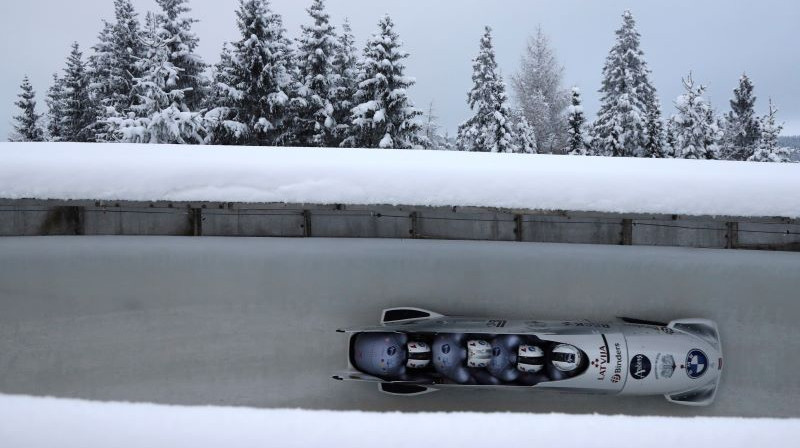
left=594, top=11, right=661, bottom=157
left=88, top=0, right=145, bottom=141
left=60, top=42, right=97, bottom=142
left=457, top=26, right=518, bottom=153
left=642, top=86, right=666, bottom=157
left=511, top=27, right=568, bottom=153
left=348, top=14, right=422, bottom=149
left=669, top=73, right=722, bottom=160
left=204, top=43, right=248, bottom=145
left=45, top=73, right=65, bottom=141
left=421, top=101, right=441, bottom=149
left=722, top=74, right=761, bottom=160
left=107, top=12, right=205, bottom=144
left=749, top=100, right=791, bottom=163
left=224, top=0, right=297, bottom=145
left=293, top=0, right=337, bottom=147
left=9, top=76, right=44, bottom=142
left=154, top=0, right=207, bottom=110
left=331, top=19, right=358, bottom=147
left=514, top=114, right=537, bottom=154
left=566, top=87, right=587, bottom=155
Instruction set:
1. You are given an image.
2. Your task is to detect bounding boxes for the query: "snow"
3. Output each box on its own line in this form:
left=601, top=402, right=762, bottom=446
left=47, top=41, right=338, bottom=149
left=0, top=394, right=797, bottom=448
left=1, top=142, right=800, bottom=218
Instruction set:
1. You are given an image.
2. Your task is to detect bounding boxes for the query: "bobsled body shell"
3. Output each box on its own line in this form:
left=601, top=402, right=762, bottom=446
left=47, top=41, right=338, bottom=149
left=336, top=309, right=722, bottom=406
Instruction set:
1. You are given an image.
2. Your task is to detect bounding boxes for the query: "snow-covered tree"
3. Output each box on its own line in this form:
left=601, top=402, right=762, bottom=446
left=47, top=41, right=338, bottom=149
left=421, top=101, right=441, bottom=149
left=511, top=27, right=569, bottom=154
left=204, top=43, right=248, bottom=145
left=292, top=0, right=337, bottom=147
left=457, top=26, right=518, bottom=153
left=749, top=100, right=791, bottom=163
left=60, top=42, right=97, bottom=142
left=106, top=12, right=205, bottom=144
left=9, top=76, right=44, bottom=142
left=721, top=74, right=761, bottom=160
left=514, top=114, right=537, bottom=154
left=594, top=11, right=661, bottom=157
left=566, top=87, right=587, bottom=155
left=45, top=73, right=65, bottom=141
left=218, top=0, right=297, bottom=146
left=88, top=0, right=145, bottom=141
left=347, top=14, right=422, bottom=149
left=642, top=86, right=666, bottom=157
left=330, top=19, right=358, bottom=147
left=669, top=73, right=722, bottom=160
left=154, top=0, right=207, bottom=110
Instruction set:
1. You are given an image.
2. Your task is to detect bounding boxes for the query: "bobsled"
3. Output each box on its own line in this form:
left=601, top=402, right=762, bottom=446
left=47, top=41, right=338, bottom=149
left=334, top=308, right=723, bottom=406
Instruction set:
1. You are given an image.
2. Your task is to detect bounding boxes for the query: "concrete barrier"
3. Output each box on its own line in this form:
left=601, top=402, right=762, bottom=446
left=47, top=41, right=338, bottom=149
left=2, top=199, right=798, bottom=251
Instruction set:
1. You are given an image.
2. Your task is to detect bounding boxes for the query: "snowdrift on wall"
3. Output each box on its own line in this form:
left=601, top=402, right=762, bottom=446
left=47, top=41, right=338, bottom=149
left=1, top=142, right=799, bottom=218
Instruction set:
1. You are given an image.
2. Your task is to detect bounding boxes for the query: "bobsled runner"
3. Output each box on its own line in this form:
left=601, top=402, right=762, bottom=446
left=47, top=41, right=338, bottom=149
left=334, top=308, right=722, bottom=406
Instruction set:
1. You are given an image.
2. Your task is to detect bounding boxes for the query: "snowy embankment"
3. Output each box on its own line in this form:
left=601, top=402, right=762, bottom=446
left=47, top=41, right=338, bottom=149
left=1, top=142, right=799, bottom=218
left=0, top=395, right=798, bottom=447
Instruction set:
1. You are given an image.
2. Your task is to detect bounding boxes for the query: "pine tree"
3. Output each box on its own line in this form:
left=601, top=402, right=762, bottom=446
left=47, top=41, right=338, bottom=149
left=222, top=0, right=297, bottom=146
left=511, top=27, right=568, bottom=153
left=293, top=0, right=337, bottom=147
left=204, top=43, right=248, bottom=145
left=88, top=0, right=145, bottom=141
left=9, top=76, right=44, bottom=142
left=60, top=42, right=97, bottom=142
left=670, top=73, right=722, bottom=160
left=722, top=74, right=761, bottom=160
left=45, top=73, right=65, bottom=141
left=594, top=11, right=661, bottom=157
left=348, top=14, right=422, bottom=149
left=421, top=101, right=441, bottom=149
left=457, top=26, right=518, bottom=153
left=331, top=19, right=358, bottom=147
left=154, top=0, right=207, bottom=110
left=106, top=12, right=205, bottom=144
left=566, top=87, right=587, bottom=155
left=514, top=115, right=537, bottom=154
left=642, top=86, right=666, bottom=157
left=749, top=100, right=791, bottom=163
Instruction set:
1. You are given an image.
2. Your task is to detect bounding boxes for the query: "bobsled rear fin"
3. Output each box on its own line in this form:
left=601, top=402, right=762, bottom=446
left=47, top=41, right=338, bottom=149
left=381, top=307, right=443, bottom=325
left=665, top=381, right=718, bottom=407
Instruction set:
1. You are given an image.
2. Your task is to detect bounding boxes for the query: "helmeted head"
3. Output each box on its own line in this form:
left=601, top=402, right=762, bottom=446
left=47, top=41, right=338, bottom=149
left=467, top=340, right=492, bottom=368
left=551, top=344, right=583, bottom=372
left=517, top=345, right=545, bottom=373
left=352, top=332, right=409, bottom=378
left=406, top=341, right=432, bottom=369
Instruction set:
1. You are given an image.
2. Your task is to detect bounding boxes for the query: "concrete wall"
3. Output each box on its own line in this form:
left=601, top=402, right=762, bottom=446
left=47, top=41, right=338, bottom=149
left=1, top=199, right=799, bottom=251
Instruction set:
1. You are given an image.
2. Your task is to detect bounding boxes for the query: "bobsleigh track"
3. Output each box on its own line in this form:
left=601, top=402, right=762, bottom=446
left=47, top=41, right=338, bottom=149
left=0, top=237, right=798, bottom=417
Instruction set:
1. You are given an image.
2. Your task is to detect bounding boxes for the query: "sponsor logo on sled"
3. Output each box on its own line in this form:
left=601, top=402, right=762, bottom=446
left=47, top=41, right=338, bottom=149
left=686, top=349, right=708, bottom=379
left=629, top=354, right=651, bottom=380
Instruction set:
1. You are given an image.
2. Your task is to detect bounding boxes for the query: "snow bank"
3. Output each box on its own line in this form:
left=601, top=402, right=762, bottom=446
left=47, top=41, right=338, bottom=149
left=0, top=394, right=797, bottom=448
left=1, top=142, right=799, bottom=218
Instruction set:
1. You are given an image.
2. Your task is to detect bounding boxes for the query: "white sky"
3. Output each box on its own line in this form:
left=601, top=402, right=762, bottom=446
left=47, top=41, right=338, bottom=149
left=1, top=0, right=799, bottom=139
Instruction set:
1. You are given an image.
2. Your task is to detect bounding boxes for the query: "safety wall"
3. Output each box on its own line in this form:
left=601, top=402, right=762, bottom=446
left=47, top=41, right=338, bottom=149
left=2, top=199, right=798, bottom=251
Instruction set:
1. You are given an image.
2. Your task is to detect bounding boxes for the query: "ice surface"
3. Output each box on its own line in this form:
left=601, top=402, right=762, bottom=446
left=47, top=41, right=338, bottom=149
left=1, top=142, right=799, bottom=218
left=0, top=394, right=797, bottom=448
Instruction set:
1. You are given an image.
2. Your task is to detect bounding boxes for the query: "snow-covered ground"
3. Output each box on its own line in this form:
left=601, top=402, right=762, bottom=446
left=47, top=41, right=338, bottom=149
left=1, top=142, right=799, bottom=218
left=0, top=394, right=797, bottom=447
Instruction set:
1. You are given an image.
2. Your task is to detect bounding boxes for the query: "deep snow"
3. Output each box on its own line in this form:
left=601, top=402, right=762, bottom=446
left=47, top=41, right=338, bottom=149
left=0, top=394, right=797, bottom=447
left=1, top=142, right=799, bottom=218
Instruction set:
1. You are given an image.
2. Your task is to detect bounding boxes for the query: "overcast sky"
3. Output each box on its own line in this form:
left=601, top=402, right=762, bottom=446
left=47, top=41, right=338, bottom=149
left=2, top=0, right=799, bottom=140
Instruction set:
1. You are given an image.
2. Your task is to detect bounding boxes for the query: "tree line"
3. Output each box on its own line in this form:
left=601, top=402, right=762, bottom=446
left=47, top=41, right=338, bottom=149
left=8, top=2, right=795, bottom=163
